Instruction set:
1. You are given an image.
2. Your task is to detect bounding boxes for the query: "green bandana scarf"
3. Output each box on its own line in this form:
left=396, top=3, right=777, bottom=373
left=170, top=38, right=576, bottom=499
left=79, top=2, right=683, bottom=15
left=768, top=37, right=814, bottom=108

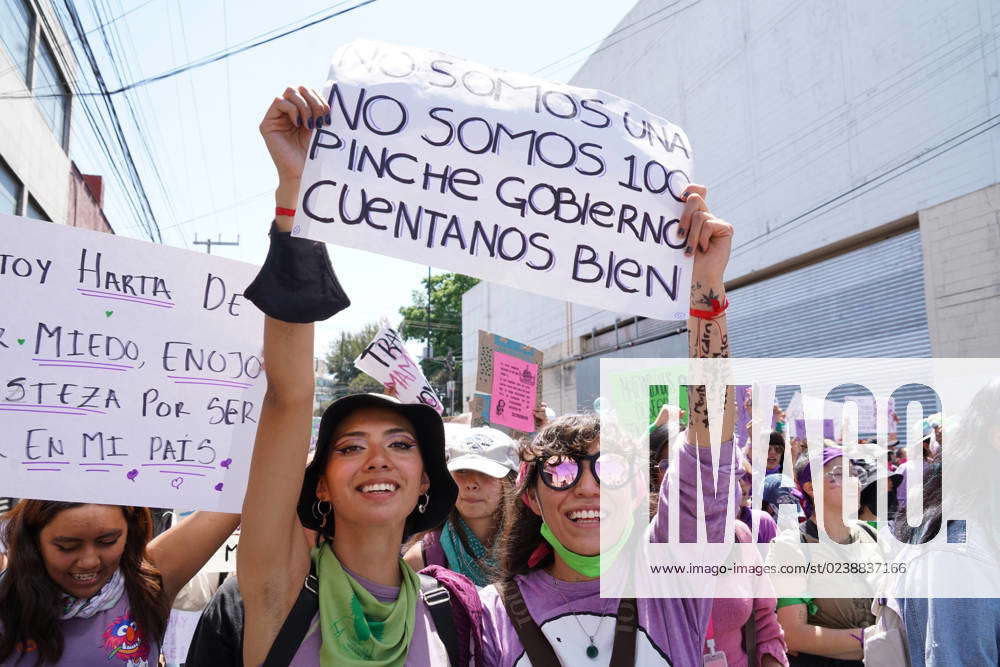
left=540, top=514, right=635, bottom=578
left=440, top=515, right=496, bottom=587
left=312, top=544, right=419, bottom=667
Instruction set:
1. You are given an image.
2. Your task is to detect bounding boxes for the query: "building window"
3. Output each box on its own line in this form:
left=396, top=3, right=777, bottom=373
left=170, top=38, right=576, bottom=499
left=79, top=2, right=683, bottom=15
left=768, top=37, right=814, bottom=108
left=0, top=0, right=33, bottom=83
left=0, top=158, right=21, bottom=215
left=34, top=33, right=69, bottom=147
left=26, top=195, right=50, bottom=221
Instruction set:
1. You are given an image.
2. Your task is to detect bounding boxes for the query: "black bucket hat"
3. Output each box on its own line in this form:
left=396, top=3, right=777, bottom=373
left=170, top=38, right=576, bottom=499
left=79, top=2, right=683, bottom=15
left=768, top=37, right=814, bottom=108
left=297, top=393, right=456, bottom=540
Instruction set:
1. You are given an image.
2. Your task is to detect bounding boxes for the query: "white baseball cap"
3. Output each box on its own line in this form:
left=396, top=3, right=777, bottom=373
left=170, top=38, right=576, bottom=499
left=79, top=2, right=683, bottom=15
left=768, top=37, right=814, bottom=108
left=446, top=426, right=519, bottom=478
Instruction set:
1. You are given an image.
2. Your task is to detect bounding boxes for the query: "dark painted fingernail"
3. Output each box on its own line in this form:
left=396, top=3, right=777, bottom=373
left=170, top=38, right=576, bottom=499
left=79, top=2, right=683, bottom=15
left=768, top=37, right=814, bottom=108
left=685, top=245, right=693, bottom=255
left=307, top=117, right=314, bottom=129
left=325, top=113, right=332, bottom=125
left=316, top=116, right=323, bottom=128
left=295, top=116, right=301, bottom=127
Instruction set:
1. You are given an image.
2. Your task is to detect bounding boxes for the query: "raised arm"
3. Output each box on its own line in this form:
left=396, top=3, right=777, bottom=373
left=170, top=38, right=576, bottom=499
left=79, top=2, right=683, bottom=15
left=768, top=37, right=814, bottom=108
left=681, top=185, right=734, bottom=449
left=148, top=511, right=240, bottom=601
left=238, top=86, right=332, bottom=664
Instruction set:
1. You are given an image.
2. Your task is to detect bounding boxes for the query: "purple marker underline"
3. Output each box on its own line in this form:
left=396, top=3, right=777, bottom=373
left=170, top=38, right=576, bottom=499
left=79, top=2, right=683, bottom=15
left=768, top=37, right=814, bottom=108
left=77, top=287, right=173, bottom=305
left=34, top=357, right=134, bottom=369
left=77, top=462, right=125, bottom=467
left=168, top=374, right=252, bottom=384
left=0, top=406, right=91, bottom=415
left=22, top=461, right=70, bottom=464
left=26, top=468, right=61, bottom=472
left=38, top=363, right=127, bottom=373
left=85, top=469, right=110, bottom=472
left=77, top=289, right=174, bottom=309
left=159, top=470, right=206, bottom=477
left=3, top=403, right=104, bottom=414
left=141, top=463, right=215, bottom=469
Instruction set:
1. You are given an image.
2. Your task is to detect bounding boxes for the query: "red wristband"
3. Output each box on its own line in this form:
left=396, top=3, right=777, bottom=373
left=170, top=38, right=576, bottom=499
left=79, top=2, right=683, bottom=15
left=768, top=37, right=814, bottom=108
left=689, top=295, right=729, bottom=320
left=275, top=206, right=296, bottom=217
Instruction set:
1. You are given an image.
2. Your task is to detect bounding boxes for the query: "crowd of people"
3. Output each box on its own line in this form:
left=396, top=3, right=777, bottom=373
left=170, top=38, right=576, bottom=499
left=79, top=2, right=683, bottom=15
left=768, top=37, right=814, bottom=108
left=1, top=85, right=997, bottom=666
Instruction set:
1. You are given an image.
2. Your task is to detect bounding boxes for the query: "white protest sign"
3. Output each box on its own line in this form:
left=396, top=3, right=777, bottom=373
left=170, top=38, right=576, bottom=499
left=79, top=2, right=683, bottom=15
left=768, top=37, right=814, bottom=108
left=0, top=214, right=264, bottom=511
left=294, top=40, right=695, bottom=319
left=162, top=609, right=202, bottom=663
left=172, top=510, right=239, bottom=572
left=354, top=324, right=443, bottom=412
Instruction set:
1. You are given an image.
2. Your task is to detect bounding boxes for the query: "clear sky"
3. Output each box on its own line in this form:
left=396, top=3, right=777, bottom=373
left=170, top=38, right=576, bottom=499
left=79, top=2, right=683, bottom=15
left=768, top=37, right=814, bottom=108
left=68, top=0, right=636, bottom=358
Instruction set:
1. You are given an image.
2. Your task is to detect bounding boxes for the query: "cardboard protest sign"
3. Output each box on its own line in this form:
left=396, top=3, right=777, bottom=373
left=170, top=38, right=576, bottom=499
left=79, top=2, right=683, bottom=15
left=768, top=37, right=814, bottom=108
left=294, top=40, right=695, bottom=320
left=471, top=330, right=542, bottom=436
left=354, top=324, right=443, bottom=412
left=0, top=214, right=263, bottom=511
left=489, top=351, right=538, bottom=432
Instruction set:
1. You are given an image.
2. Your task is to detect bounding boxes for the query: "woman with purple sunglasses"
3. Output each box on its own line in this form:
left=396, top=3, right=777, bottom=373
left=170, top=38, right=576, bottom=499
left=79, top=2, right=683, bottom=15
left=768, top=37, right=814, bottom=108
left=476, top=189, right=786, bottom=666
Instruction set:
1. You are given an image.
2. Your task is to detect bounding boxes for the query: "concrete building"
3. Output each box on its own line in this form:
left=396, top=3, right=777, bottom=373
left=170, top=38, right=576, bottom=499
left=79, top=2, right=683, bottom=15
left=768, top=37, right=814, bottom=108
left=0, top=0, right=111, bottom=232
left=462, top=0, right=1000, bottom=413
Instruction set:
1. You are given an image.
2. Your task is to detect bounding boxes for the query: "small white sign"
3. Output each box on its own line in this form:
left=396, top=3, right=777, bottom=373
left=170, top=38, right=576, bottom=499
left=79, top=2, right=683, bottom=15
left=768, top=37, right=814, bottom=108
left=354, top=324, right=443, bottom=412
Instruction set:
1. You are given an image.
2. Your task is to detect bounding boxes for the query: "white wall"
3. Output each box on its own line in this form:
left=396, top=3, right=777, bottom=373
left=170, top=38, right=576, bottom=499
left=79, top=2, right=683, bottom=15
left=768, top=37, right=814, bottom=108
left=919, top=184, right=1000, bottom=356
left=463, top=0, right=1000, bottom=379
left=568, top=0, right=999, bottom=280
left=0, top=1, right=74, bottom=224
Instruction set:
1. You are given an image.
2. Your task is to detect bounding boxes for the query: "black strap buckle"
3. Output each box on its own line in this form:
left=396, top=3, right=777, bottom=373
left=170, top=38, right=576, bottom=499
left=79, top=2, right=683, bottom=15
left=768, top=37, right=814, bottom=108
left=421, top=584, right=451, bottom=607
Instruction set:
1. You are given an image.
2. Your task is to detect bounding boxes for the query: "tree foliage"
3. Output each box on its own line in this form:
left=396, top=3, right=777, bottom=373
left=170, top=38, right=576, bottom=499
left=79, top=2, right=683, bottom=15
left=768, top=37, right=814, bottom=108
left=398, top=273, right=478, bottom=404
left=324, top=322, right=382, bottom=386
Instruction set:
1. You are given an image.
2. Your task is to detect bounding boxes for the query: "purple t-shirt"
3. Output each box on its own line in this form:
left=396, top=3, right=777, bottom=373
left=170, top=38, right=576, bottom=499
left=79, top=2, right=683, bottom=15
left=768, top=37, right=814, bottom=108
left=2, top=594, right=160, bottom=667
left=289, top=566, right=447, bottom=666
left=479, top=441, right=736, bottom=666
left=738, top=506, right=779, bottom=544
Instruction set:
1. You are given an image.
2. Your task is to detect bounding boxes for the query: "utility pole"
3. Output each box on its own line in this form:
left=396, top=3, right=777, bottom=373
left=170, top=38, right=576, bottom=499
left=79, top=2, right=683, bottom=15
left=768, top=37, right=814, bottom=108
left=425, top=266, right=432, bottom=360
left=194, top=234, right=240, bottom=254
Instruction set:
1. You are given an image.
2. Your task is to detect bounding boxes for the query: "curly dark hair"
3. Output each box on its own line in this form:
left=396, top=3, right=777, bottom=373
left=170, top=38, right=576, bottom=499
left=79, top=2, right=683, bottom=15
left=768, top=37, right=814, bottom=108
left=0, top=502, right=170, bottom=664
left=498, top=414, right=600, bottom=577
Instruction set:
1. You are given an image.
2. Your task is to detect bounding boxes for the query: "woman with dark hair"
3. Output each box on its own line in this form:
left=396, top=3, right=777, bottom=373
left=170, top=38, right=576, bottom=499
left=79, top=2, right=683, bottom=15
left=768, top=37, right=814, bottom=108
left=767, top=431, right=787, bottom=475
left=478, top=189, right=786, bottom=665
left=237, top=86, right=481, bottom=666
left=0, top=502, right=238, bottom=665
left=404, top=426, right=519, bottom=588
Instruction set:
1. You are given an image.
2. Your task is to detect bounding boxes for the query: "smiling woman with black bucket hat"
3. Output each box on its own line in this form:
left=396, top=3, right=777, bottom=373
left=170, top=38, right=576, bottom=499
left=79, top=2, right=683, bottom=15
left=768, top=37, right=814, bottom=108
left=237, top=85, right=482, bottom=667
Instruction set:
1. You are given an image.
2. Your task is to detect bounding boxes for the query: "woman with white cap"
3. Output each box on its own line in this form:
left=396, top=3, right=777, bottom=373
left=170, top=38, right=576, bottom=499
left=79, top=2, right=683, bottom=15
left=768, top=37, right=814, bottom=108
left=236, top=85, right=482, bottom=666
left=404, top=427, right=519, bottom=588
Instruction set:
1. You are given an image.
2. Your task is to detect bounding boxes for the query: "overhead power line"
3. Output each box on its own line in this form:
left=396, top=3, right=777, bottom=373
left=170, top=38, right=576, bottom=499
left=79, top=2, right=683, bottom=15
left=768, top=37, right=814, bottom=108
left=4, top=0, right=377, bottom=100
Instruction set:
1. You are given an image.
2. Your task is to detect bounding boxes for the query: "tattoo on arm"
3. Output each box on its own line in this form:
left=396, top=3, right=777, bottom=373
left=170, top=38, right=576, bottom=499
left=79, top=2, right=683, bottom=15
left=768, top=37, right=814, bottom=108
left=688, top=282, right=731, bottom=431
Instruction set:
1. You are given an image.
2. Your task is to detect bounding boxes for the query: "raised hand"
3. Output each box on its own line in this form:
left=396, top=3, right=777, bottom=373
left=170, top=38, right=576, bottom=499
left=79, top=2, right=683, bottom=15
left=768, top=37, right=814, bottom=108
left=260, top=86, right=331, bottom=224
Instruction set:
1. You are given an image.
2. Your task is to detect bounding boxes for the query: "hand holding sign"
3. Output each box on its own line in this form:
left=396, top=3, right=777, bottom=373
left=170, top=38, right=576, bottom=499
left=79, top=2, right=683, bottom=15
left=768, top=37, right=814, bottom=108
left=294, top=41, right=697, bottom=319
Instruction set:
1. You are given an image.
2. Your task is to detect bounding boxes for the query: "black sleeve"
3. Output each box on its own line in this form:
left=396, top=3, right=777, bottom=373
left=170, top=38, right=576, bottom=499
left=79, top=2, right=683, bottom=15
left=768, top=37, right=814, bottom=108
left=184, top=574, right=244, bottom=667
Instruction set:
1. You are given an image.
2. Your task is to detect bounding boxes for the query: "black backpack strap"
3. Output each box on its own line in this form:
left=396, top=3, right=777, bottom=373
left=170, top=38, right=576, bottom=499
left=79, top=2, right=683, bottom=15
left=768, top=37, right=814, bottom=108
left=263, top=561, right=319, bottom=667
left=498, top=578, right=561, bottom=665
left=419, top=573, right=461, bottom=667
left=608, top=597, right=638, bottom=667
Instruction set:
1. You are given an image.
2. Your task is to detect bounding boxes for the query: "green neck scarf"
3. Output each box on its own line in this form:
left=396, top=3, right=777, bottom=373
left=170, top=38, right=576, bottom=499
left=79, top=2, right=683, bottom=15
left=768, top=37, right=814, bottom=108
left=440, top=515, right=496, bottom=587
left=540, top=514, right=635, bottom=578
left=312, top=544, right=418, bottom=667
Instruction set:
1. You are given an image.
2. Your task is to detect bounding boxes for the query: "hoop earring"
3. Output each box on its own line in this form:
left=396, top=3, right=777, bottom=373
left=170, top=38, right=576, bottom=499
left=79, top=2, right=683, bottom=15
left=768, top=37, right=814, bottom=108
left=312, top=499, right=332, bottom=528
left=417, top=492, right=430, bottom=514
